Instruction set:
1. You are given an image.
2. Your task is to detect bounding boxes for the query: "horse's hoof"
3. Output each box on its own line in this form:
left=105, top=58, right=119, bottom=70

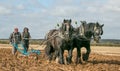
left=81, top=61, right=86, bottom=64
left=59, top=61, right=65, bottom=64
left=66, top=57, right=72, bottom=64
left=83, top=57, right=88, bottom=61
left=82, top=54, right=89, bottom=61
left=55, top=57, right=59, bottom=64
left=75, top=60, right=82, bottom=64
left=66, top=61, right=71, bottom=65
left=46, top=60, right=51, bottom=63
left=75, top=62, right=79, bottom=64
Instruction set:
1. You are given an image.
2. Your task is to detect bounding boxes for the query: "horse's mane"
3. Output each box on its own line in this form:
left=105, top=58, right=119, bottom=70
left=78, top=22, right=96, bottom=40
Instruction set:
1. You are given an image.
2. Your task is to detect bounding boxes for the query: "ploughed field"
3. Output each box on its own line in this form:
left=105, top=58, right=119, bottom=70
left=0, top=44, right=120, bottom=71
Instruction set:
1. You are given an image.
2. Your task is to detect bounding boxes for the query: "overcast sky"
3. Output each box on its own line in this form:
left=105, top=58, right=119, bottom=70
left=0, top=0, right=120, bottom=39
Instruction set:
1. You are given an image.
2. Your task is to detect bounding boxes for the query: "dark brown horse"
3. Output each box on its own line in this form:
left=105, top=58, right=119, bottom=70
left=79, top=21, right=104, bottom=43
left=45, top=19, right=74, bottom=64
left=68, top=21, right=104, bottom=64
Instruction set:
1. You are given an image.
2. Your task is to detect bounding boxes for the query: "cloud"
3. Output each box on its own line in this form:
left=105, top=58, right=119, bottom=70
left=100, top=0, right=120, bottom=13
left=0, top=0, right=120, bottom=39
left=16, top=4, right=25, bottom=10
left=0, top=5, right=11, bottom=15
left=50, top=6, right=80, bottom=17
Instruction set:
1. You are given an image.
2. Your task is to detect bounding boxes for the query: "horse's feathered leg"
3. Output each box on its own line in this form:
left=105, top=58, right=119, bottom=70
left=59, top=48, right=64, bottom=64
left=75, top=47, right=82, bottom=64
left=45, top=42, right=54, bottom=62
left=66, top=49, right=73, bottom=64
left=83, top=43, right=91, bottom=61
left=53, top=50, right=59, bottom=60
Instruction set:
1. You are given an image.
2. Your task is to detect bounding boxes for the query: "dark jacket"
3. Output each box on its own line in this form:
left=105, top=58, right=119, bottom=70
left=22, top=32, right=31, bottom=41
left=9, top=32, right=21, bottom=44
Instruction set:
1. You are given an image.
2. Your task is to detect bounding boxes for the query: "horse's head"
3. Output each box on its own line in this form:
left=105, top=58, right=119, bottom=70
left=61, top=19, right=73, bottom=40
left=93, top=22, right=104, bottom=43
left=79, top=21, right=87, bottom=36
left=80, top=21, right=87, bottom=25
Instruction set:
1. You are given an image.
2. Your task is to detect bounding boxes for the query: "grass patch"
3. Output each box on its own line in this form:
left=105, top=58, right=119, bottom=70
left=0, top=39, right=45, bottom=45
left=0, top=39, right=120, bottom=47
left=0, top=39, right=9, bottom=44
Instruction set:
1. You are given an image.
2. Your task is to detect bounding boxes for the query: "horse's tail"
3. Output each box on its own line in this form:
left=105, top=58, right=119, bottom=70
left=44, top=41, right=54, bottom=56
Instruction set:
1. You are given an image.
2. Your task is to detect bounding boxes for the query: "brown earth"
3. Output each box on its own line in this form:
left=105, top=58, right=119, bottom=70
left=0, top=44, right=120, bottom=71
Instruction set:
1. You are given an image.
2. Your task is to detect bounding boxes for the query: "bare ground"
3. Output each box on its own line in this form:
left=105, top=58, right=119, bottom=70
left=0, top=44, right=120, bottom=71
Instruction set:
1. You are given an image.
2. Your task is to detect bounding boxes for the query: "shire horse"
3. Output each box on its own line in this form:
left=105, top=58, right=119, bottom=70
left=68, top=21, right=104, bottom=64
left=45, top=19, right=74, bottom=64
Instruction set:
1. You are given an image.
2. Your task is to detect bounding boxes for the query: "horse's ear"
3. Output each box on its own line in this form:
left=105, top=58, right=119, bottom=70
left=81, top=21, right=86, bottom=23
left=57, top=23, right=60, bottom=27
left=101, top=24, right=104, bottom=27
left=96, top=22, right=99, bottom=24
left=84, top=21, right=87, bottom=24
left=80, top=21, right=83, bottom=24
left=75, top=21, right=77, bottom=24
left=96, top=22, right=99, bottom=26
left=64, top=19, right=66, bottom=23
left=80, top=21, right=86, bottom=25
left=69, top=19, right=72, bottom=23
